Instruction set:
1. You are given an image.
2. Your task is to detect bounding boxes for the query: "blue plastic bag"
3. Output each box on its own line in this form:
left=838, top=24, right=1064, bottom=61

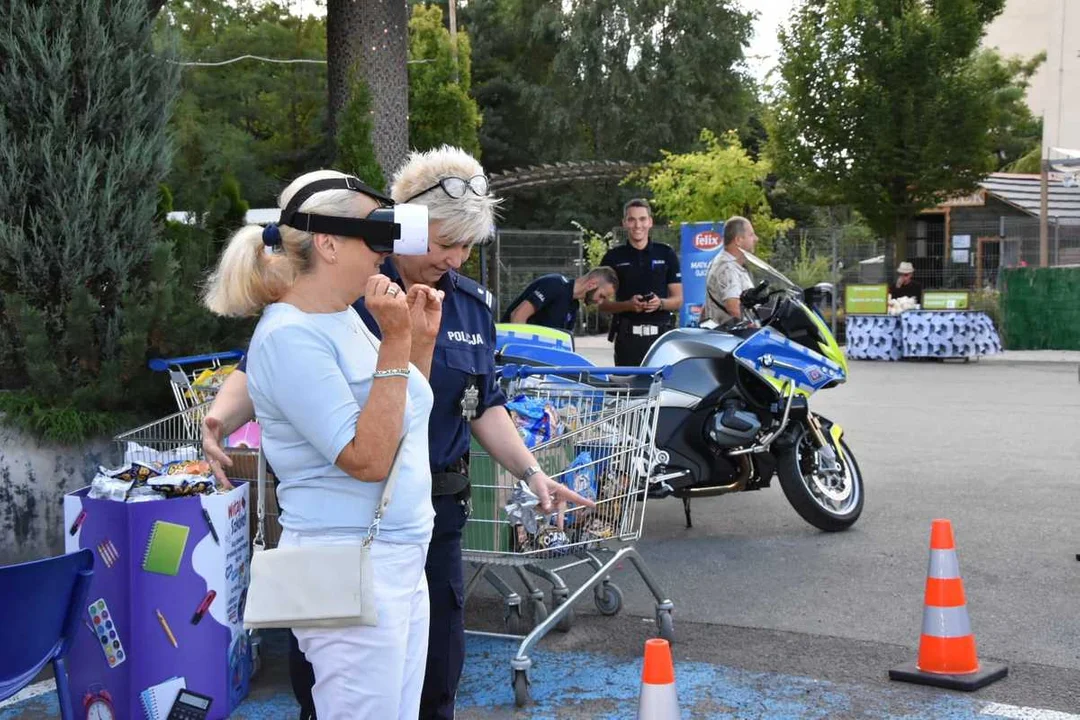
left=507, top=394, right=558, bottom=448
left=560, top=451, right=598, bottom=525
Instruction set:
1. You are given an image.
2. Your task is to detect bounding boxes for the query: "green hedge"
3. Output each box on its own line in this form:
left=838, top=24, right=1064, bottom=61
left=1001, top=267, right=1080, bottom=350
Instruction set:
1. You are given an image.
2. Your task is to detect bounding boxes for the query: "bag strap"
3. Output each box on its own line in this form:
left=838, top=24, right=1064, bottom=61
left=364, top=435, right=406, bottom=546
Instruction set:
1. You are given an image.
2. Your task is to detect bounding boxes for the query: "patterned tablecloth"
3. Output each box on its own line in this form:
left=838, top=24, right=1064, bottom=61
left=846, top=312, right=1002, bottom=361
left=845, top=315, right=903, bottom=361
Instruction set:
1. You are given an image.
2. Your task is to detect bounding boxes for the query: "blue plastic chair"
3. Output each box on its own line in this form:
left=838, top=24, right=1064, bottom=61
left=0, top=549, right=94, bottom=719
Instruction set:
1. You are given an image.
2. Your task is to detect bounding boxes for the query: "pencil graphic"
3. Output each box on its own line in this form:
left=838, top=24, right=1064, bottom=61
left=155, top=609, right=178, bottom=648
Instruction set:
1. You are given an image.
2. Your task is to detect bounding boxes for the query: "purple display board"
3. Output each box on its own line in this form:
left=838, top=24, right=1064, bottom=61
left=63, top=484, right=251, bottom=720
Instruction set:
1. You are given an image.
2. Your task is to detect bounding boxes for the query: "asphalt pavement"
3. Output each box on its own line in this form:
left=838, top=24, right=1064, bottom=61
left=4, top=342, right=1079, bottom=718
left=546, top=338, right=1080, bottom=713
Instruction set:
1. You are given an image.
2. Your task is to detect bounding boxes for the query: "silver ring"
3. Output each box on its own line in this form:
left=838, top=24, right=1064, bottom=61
left=386, top=286, right=400, bottom=296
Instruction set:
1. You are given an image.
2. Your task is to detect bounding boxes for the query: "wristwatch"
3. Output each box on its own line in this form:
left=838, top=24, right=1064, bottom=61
left=520, top=465, right=541, bottom=482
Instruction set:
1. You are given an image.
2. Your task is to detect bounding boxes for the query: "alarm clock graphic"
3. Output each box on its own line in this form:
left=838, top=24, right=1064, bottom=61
left=83, top=686, right=116, bottom=720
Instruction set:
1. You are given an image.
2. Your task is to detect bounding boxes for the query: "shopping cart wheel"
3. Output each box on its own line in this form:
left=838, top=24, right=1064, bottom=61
left=512, top=669, right=530, bottom=707
left=553, top=592, right=575, bottom=633
left=594, top=582, right=623, bottom=616
left=656, top=609, right=675, bottom=644
left=529, top=597, right=549, bottom=628
left=248, top=631, right=262, bottom=678
left=505, top=602, right=528, bottom=635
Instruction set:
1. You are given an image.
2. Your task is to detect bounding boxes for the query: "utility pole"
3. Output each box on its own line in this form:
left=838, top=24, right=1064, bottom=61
left=448, top=0, right=460, bottom=84
left=1040, top=157, right=1050, bottom=268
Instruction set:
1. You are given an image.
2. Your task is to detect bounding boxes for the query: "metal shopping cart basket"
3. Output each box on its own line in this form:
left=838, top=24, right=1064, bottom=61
left=149, top=350, right=246, bottom=413
left=463, top=364, right=674, bottom=707
left=113, top=402, right=280, bottom=676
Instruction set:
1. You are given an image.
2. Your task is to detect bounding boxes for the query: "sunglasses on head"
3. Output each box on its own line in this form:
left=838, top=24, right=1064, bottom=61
left=406, top=175, right=489, bottom=202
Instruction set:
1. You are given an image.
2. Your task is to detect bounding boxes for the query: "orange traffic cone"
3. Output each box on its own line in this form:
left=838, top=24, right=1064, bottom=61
left=889, top=519, right=1007, bottom=691
left=637, top=638, right=679, bottom=719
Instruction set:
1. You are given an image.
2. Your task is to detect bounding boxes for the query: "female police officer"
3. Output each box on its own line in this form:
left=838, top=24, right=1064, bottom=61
left=202, top=146, right=593, bottom=720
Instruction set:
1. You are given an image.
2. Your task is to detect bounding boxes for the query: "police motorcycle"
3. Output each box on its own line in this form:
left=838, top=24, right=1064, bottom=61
left=643, top=251, right=864, bottom=531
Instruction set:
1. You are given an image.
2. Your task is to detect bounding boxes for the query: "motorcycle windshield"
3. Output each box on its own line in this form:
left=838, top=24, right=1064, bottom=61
left=742, top=251, right=802, bottom=295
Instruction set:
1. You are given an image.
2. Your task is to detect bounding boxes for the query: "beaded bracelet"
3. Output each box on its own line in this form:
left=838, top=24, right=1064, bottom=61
left=373, top=368, right=410, bottom=379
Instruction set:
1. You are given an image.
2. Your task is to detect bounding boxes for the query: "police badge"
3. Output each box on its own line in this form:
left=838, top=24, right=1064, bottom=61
left=460, top=383, right=480, bottom=421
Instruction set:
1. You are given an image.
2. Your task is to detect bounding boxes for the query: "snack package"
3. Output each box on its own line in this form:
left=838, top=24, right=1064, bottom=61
left=533, top=526, right=571, bottom=558
left=560, top=451, right=598, bottom=526
left=191, top=364, right=238, bottom=396
left=506, top=395, right=554, bottom=448
left=575, top=516, right=615, bottom=547
left=88, top=473, right=134, bottom=502
left=103, top=462, right=162, bottom=484
left=161, top=459, right=213, bottom=477
left=147, top=473, right=217, bottom=498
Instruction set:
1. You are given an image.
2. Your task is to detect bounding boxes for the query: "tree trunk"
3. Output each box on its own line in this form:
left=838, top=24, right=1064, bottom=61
left=890, top=215, right=909, bottom=274
left=327, top=0, right=410, bottom=184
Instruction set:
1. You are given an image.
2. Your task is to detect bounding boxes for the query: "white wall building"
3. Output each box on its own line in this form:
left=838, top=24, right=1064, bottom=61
left=982, top=0, right=1079, bottom=156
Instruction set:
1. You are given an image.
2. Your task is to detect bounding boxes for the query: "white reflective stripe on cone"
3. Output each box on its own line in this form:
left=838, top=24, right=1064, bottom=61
left=922, top=605, right=973, bottom=638
left=638, top=684, right=680, bottom=720
left=927, top=549, right=961, bottom=579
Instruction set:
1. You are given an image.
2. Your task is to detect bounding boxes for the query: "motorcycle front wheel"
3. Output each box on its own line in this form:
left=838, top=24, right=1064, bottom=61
left=776, top=418, right=864, bottom=532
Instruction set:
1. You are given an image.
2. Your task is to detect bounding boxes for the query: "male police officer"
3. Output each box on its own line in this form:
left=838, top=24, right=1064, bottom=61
left=201, top=148, right=592, bottom=720
left=501, top=267, right=618, bottom=331
left=599, top=199, right=683, bottom=366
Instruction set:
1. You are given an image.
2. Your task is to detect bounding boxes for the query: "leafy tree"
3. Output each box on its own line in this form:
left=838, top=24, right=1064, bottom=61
left=463, top=0, right=564, bottom=172
left=463, top=0, right=757, bottom=230
left=157, top=1, right=329, bottom=209
left=974, top=49, right=1045, bottom=170
left=408, top=4, right=481, bottom=156
left=0, top=0, right=181, bottom=430
left=337, top=74, right=387, bottom=189
left=632, top=130, right=794, bottom=251
left=550, top=0, right=755, bottom=163
left=768, top=0, right=1007, bottom=264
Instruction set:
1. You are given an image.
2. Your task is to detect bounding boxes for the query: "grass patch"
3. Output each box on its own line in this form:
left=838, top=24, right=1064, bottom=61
left=0, top=391, right=137, bottom=445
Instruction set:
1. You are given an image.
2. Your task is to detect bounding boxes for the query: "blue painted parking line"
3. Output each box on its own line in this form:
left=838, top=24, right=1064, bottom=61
left=4, top=635, right=1076, bottom=719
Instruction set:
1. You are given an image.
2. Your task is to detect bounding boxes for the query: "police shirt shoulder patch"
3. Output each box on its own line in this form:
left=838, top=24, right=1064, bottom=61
left=455, top=273, right=494, bottom=310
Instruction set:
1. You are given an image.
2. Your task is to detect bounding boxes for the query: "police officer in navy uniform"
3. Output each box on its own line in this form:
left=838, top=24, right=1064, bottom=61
left=599, top=199, right=683, bottom=366
left=201, top=147, right=593, bottom=720
left=500, top=267, right=619, bottom=331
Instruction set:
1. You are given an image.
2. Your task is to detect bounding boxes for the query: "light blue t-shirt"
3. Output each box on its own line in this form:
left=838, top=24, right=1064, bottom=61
left=246, top=303, right=435, bottom=544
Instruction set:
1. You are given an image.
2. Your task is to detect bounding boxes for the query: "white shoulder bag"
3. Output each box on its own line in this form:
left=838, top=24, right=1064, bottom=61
left=242, top=437, right=405, bottom=630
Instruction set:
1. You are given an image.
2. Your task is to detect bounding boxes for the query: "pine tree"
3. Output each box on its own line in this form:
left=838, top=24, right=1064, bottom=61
left=337, top=75, right=387, bottom=190
left=0, top=0, right=182, bottom=434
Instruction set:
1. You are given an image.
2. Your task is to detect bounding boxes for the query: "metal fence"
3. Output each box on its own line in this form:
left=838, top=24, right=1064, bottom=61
left=482, top=218, right=1079, bottom=343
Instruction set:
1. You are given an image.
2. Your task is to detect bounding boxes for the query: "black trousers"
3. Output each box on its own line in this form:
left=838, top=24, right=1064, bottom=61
left=613, top=322, right=669, bottom=367
left=287, top=493, right=468, bottom=720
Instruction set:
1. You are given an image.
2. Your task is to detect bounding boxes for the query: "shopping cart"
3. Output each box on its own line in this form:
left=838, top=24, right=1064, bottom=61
left=113, top=402, right=280, bottom=676
left=148, top=350, right=245, bottom=413
left=463, top=364, right=674, bottom=707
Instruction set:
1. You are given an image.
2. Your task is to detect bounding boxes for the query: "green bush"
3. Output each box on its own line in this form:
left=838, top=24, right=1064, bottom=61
left=0, top=0, right=259, bottom=443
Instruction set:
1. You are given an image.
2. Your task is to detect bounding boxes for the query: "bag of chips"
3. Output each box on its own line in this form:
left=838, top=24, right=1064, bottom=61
left=559, top=451, right=598, bottom=526
left=147, top=473, right=217, bottom=498
left=507, top=395, right=555, bottom=448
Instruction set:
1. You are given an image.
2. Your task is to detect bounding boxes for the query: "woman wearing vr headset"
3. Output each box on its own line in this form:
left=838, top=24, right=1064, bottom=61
left=203, top=169, right=444, bottom=719
left=203, top=149, right=593, bottom=720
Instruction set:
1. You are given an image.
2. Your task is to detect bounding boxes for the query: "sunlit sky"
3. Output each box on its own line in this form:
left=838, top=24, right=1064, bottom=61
left=284, top=0, right=797, bottom=84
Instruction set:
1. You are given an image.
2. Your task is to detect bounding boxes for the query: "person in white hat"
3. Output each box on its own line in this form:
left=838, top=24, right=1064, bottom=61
left=891, top=261, right=923, bottom=304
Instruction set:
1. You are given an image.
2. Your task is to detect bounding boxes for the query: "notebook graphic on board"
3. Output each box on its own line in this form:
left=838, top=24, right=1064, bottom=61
left=140, top=676, right=186, bottom=720
left=142, top=521, right=190, bottom=576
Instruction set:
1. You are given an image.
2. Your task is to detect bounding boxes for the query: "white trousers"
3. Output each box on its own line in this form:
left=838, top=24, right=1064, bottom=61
left=278, top=530, right=430, bottom=720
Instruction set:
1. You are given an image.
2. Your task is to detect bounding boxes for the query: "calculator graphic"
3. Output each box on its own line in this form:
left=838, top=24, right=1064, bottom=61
left=166, top=689, right=213, bottom=720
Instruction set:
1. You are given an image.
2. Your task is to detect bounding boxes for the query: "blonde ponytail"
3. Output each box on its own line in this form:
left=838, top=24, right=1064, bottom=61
left=203, top=169, right=370, bottom=317
left=203, top=226, right=295, bottom=317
